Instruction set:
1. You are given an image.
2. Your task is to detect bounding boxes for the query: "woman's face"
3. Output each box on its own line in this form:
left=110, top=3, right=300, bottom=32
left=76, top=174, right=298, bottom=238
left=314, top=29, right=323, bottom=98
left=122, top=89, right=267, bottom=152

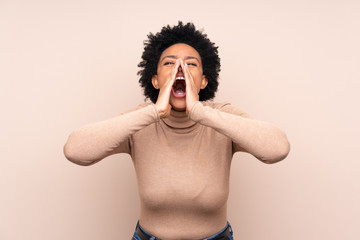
left=152, top=43, right=207, bottom=111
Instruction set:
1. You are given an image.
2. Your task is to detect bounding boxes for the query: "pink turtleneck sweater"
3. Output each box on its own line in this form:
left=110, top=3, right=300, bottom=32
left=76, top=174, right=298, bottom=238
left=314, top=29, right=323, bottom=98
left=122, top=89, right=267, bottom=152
left=64, top=101, right=290, bottom=239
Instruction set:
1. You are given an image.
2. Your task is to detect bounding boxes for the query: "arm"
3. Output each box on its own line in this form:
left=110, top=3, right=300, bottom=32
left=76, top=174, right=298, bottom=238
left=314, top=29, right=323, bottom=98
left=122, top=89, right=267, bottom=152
left=189, top=102, right=290, bottom=164
left=64, top=57, right=181, bottom=165
left=63, top=104, right=159, bottom=166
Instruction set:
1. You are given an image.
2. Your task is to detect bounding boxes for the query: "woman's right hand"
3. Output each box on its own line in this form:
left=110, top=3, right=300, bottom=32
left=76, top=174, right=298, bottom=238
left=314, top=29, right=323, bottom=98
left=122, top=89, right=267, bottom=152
left=154, top=59, right=180, bottom=118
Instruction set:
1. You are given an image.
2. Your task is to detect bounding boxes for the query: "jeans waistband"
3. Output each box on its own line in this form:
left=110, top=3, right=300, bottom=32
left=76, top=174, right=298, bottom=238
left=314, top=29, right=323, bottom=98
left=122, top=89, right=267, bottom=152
left=134, top=220, right=233, bottom=240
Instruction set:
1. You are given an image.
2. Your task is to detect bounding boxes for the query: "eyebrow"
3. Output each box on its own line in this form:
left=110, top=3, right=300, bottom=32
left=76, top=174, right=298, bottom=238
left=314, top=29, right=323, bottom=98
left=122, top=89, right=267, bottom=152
left=160, top=55, right=200, bottom=63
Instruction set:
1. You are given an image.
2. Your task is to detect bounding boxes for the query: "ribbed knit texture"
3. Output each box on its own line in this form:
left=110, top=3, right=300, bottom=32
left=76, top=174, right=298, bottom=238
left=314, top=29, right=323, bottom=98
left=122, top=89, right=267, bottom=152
left=64, top=101, right=289, bottom=239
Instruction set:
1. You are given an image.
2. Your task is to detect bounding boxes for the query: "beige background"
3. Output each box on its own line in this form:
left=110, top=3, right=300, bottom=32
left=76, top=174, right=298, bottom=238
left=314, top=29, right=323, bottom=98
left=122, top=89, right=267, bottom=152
left=1, top=0, right=359, bottom=239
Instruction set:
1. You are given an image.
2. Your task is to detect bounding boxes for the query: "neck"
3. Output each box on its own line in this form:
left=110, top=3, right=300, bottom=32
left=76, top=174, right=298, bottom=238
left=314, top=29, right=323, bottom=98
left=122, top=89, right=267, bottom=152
left=161, top=109, right=197, bottom=129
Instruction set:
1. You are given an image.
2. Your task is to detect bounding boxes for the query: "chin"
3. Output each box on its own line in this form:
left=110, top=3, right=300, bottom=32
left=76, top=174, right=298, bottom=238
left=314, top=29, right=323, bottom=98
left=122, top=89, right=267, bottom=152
left=170, top=97, right=186, bottom=111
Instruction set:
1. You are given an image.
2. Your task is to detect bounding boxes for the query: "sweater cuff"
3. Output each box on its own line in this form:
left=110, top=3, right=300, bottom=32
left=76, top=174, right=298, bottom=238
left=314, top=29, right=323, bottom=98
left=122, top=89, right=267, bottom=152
left=150, top=103, right=160, bottom=122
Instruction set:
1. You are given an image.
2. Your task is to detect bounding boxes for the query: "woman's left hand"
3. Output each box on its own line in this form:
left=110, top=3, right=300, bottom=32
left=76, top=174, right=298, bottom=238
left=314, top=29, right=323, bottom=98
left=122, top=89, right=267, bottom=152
left=179, top=58, right=199, bottom=115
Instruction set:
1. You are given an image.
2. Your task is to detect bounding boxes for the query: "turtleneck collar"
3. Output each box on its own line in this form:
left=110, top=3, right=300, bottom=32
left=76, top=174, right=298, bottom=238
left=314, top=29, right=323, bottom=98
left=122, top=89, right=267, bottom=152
left=161, top=109, right=197, bottom=129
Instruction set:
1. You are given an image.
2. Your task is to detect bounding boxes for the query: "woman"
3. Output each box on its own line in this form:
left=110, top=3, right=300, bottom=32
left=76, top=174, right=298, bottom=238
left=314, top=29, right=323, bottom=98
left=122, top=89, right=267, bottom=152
left=64, top=21, right=290, bottom=240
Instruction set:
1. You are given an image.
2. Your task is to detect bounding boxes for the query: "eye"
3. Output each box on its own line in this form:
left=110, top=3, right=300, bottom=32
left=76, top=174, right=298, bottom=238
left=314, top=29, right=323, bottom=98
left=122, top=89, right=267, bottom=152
left=164, top=61, right=174, bottom=66
left=186, top=62, right=197, bottom=67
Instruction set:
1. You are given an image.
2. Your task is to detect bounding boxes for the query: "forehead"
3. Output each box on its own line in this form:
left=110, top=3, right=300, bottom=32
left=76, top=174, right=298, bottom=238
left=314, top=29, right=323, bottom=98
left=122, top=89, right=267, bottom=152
left=160, top=43, right=201, bottom=60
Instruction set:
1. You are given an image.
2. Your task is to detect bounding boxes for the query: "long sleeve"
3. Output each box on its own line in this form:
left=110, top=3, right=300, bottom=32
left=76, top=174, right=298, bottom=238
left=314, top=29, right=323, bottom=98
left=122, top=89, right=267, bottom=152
left=189, top=101, right=290, bottom=164
left=63, top=103, right=159, bottom=166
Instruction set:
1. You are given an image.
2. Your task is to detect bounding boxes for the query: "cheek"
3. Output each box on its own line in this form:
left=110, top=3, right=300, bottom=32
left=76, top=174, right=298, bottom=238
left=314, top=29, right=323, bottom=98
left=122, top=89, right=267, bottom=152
left=158, top=66, right=172, bottom=77
left=191, top=75, right=204, bottom=92
left=190, top=66, right=203, bottom=75
left=190, top=69, right=203, bottom=81
left=156, top=67, right=169, bottom=86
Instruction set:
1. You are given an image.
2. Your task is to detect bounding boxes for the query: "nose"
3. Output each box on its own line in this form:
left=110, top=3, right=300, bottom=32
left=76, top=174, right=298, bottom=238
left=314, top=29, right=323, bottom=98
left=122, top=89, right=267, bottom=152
left=178, top=66, right=182, bottom=72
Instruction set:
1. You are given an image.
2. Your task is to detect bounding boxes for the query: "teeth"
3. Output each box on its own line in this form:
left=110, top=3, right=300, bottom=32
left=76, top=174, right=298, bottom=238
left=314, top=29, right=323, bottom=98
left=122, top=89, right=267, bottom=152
left=175, top=77, right=185, bottom=80
left=175, top=89, right=185, bottom=94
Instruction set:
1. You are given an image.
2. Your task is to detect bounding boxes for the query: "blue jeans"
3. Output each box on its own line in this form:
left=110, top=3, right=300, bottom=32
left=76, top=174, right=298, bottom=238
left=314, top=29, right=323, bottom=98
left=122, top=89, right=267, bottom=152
left=131, top=221, right=234, bottom=240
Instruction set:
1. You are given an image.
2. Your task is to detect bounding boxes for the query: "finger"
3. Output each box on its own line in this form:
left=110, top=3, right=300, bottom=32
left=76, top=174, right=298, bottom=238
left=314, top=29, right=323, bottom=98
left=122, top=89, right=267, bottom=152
left=179, top=58, right=187, bottom=78
left=159, top=59, right=180, bottom=101
left=168, top=59, right=180, bottom=85
left=160, top=59, right=180, bottom=96
left=179, top=57, right=185, bottom=71
left=179, top=59, right=189, bottom=84
left=181, top=60, right=195, bottom=90
left=180, top=60, right=199, bottom=114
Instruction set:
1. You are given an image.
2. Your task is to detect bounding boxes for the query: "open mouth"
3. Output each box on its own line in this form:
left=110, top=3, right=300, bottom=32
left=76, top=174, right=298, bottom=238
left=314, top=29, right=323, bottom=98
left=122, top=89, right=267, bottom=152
left=172, top=75, right=186, bottom=98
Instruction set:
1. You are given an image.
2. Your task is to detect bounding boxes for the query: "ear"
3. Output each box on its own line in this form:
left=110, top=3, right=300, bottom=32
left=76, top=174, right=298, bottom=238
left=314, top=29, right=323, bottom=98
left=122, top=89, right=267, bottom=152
left=152, top=75, right=159, bottom=89
left=200, top=75, right=208, bottom=89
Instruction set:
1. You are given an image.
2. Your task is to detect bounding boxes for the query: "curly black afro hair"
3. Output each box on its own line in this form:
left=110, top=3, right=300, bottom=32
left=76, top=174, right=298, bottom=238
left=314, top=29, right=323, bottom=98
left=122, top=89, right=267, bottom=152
left=138, top=21, right=221, bottom=103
